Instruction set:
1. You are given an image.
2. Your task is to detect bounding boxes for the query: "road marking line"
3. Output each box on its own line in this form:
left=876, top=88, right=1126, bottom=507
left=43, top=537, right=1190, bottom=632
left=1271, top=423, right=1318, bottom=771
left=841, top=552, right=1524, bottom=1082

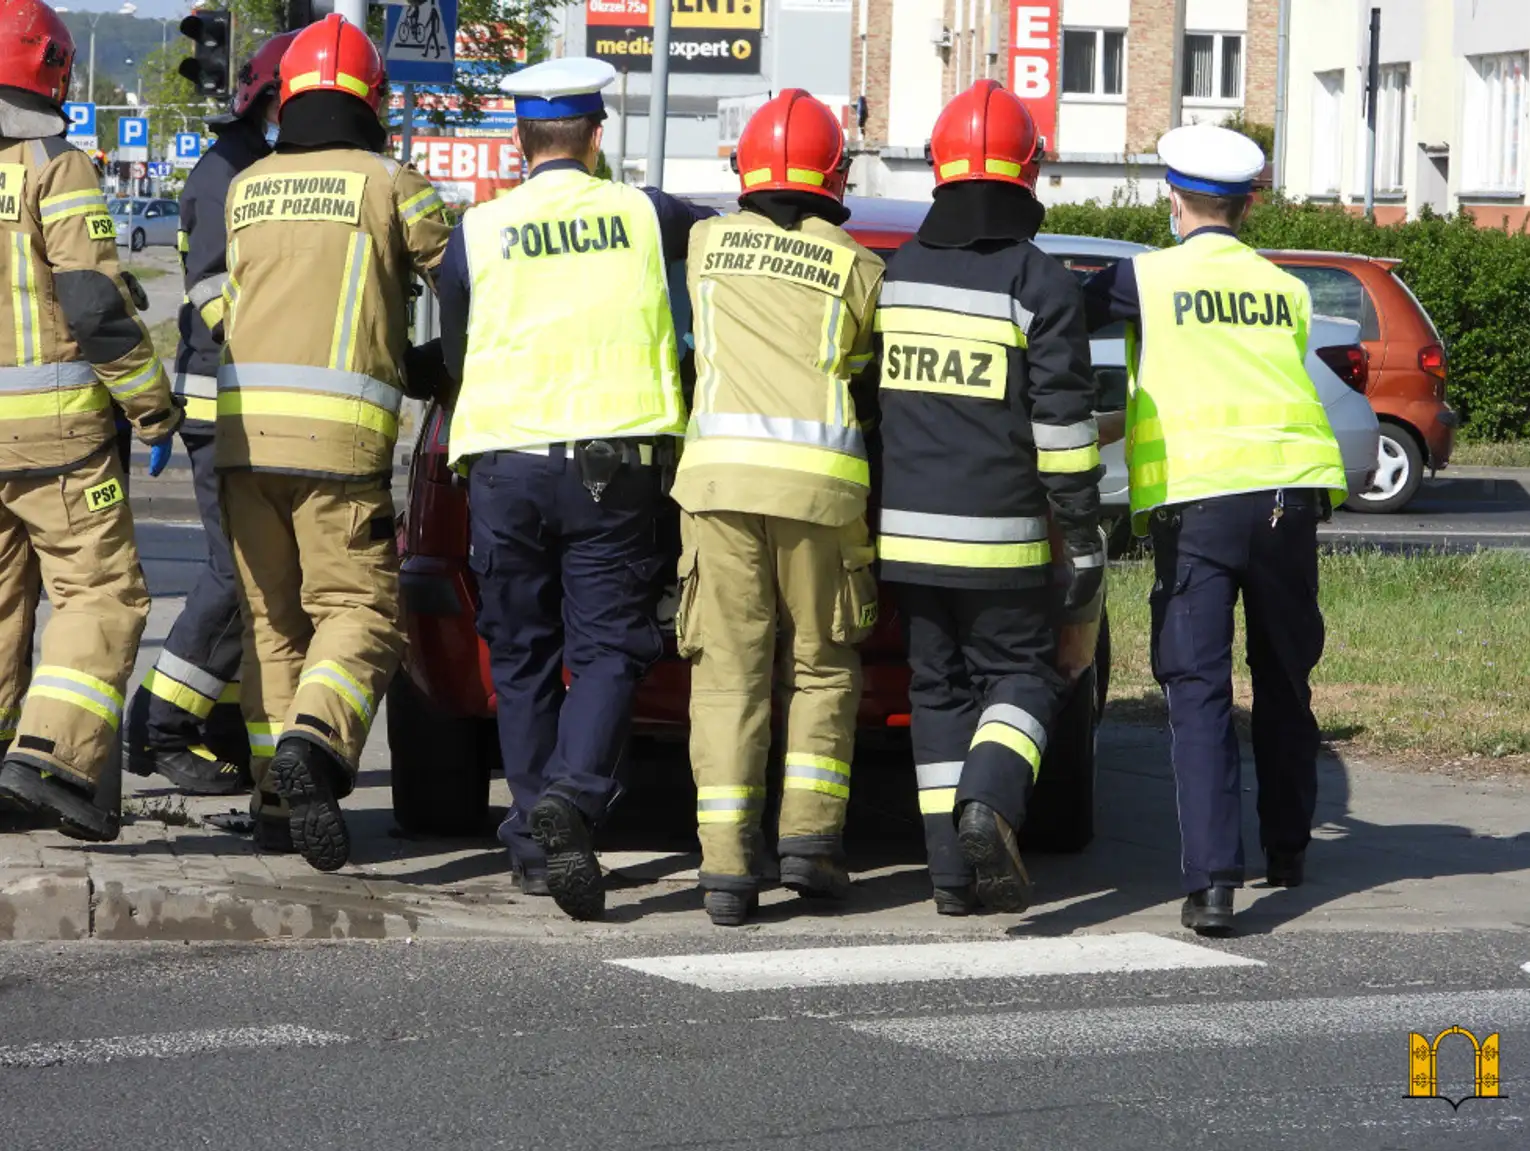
left=0, top=1026, right=351, bottom=1069
left=608, top=933, right=1263, bottom=992
left=1322, top=527, right=1530, bottom=538
left=850, top=988, right=1530, bottom=1060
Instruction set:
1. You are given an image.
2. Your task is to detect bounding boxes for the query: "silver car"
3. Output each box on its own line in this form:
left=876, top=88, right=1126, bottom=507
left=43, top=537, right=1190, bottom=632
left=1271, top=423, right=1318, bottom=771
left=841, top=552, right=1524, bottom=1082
left=109, top=197, right=180, bottom=252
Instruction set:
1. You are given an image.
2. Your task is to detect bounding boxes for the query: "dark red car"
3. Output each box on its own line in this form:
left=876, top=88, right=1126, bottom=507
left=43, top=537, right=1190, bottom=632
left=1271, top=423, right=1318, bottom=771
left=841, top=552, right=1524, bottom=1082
left=1264, top=250, right=1457, bottom=513
left=388, top=197, right=1111, bottom=854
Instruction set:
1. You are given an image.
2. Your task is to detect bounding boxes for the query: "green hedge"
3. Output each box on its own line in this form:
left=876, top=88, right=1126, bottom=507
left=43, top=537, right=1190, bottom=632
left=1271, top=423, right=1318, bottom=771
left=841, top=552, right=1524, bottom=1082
left=1041, top=193, right=1530, bottom=442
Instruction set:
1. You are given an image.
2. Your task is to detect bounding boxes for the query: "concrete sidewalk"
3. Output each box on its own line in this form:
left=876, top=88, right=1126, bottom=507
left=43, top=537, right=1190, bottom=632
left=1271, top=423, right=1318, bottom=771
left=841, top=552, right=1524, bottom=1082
left=4, top=715, right=1526, bottom=942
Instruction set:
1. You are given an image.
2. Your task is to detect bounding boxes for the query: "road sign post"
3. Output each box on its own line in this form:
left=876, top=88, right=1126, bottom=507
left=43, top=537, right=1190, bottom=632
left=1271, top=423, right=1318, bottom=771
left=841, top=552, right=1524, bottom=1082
left=384, top=0, right=457, bottom=86
left=118, top=117, right=149, bottom=162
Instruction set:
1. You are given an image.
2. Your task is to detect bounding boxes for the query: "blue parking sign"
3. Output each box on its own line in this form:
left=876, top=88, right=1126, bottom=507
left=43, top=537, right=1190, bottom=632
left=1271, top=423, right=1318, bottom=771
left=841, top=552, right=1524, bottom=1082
left=175, top=133, right=201, bottom=161
left=63, top=102, right=95, bottom=137
left=118, top=117, right=148, bottom=148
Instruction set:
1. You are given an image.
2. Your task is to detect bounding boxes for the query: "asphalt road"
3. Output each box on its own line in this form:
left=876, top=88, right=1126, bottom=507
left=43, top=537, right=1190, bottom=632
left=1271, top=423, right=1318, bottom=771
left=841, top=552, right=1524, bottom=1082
left=1324, top=473, right=1530, bottom=551
left=0, top=933, right=1526, bottom=1150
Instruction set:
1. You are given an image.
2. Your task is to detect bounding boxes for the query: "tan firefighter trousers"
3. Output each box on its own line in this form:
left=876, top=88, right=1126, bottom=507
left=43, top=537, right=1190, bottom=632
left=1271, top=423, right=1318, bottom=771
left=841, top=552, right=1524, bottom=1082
left=0, top=447, right=148, bottom=788
left=677, top=510, right=877, bottom=890
left=220, top=471, right=403, bottom=821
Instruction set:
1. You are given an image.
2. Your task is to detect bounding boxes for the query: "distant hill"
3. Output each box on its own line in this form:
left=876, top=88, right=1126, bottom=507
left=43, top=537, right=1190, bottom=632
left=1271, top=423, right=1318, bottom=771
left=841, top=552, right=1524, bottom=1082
left=59, top=12, right=180, bottom=98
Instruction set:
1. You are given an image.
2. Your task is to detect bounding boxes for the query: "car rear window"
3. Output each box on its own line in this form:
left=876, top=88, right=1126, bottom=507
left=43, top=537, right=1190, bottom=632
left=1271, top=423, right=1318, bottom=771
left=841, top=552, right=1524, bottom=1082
left=1281, top=264, right=1381, bottom=341
left=1389, top=270, right=1443, bottom=343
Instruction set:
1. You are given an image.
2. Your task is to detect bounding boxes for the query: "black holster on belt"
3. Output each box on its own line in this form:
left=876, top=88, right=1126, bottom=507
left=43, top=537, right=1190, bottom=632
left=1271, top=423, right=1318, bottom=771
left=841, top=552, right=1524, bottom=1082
left=654, top=437, right=677, bottom=496
left=575, top=439, right=625, bottom=502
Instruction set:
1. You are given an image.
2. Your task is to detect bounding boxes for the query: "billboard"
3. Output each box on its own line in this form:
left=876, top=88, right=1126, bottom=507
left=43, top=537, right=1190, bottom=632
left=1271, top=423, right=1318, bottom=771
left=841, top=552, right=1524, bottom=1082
left=1008, top=2, right=1060, bottom=155
left=403, top=136, right=522, bottom=205
left=588, top=0, right=762, bottom=75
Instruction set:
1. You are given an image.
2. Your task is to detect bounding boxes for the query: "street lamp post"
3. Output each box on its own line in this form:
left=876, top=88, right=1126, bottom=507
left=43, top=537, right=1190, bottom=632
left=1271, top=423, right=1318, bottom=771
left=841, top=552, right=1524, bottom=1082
left=56, top=3, right=136, bottom=104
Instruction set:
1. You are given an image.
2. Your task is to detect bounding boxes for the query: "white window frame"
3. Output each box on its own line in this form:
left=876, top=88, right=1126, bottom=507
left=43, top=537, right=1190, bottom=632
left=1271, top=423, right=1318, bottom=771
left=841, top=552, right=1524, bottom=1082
left=1310, top=70, right=1345, bottom=197
left=1462, top=51, right=1528, bottom=196
left=1182, top=31, right=1244, bottom=107
left=1371, top=64, right=1410, bottom=195
left=1059, top=27, right=1127, bottom=103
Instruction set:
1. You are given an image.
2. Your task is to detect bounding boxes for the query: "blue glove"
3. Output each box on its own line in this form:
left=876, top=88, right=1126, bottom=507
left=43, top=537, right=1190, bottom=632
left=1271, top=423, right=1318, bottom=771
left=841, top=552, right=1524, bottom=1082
left=148, top=438, right=173, bottom=477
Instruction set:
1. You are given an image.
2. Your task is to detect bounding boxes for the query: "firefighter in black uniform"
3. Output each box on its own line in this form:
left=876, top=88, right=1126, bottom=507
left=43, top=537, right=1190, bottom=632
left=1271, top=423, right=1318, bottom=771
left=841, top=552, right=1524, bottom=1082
left=876, top=80, right=1104, bottom=915
left=123, top=31, right=298, bottom=817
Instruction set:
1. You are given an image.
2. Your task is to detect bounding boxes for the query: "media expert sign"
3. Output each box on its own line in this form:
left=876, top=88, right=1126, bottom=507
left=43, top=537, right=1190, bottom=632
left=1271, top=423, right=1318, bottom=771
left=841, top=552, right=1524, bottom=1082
left=405, top=136, right=520, bottom=205
left=1008, top=2, right=1060, bottom=155
left=587, top=1, right=761, bottom=74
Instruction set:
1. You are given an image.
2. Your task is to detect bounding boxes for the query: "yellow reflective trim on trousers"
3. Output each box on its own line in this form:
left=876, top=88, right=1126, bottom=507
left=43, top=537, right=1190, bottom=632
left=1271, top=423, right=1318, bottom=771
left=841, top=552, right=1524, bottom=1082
left=216, top=389, right=398, bottom=438
left=299, top=659, right=374, bottom=724
left=679, top=435, right=869, bottom=486
left=0, top=385, right=108, bottom=420
left=247, top=721, right=281, bottom=757
left=784, top=777, right=851, bottom=799
left=177, top=229, right=189, bottom=254
left=878, top=534, right=1051, bottom=570
left=181, top=395, right=216, bottom=422
left=30, top=665, right=124, bottom=731
left=199, top=297, right=226, bottom=331
left=142, top=668, right=216, bottom=720
left=875, top=305, right=1025, bottom=347
left=1037, top=443, right=1101, bottom=473
left=29, top=685, right=119, bottom=729
left=919, top=786, right=958, bottom=815
left=696, top=784, right=766, bottom=824
left=37, top=666, right=123, bottom=707
left=971, top=721, right=1042, bottom=774
left=783, top=753, right=852, bottom=800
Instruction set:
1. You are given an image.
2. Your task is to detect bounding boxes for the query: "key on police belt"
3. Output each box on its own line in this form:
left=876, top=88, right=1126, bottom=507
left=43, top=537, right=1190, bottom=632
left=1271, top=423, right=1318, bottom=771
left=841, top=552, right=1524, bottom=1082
left=576, top=439, right=623, bottom=503
left=1270, top=489, right=1285, bottom=529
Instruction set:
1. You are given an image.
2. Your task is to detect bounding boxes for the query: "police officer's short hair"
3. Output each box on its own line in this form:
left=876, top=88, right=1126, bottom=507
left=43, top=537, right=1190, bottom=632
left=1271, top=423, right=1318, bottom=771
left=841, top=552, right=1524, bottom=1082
left=517, top=113, right=605, bottom=164
left=1175, top=188, right=1251, bottom=227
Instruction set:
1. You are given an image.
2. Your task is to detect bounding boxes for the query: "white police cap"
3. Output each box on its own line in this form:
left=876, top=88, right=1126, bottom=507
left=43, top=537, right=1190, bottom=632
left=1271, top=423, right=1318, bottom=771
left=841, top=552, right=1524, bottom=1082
left=499, top=57, right=617, bottom=121
left=1157, top=123, right=1265, bottom=197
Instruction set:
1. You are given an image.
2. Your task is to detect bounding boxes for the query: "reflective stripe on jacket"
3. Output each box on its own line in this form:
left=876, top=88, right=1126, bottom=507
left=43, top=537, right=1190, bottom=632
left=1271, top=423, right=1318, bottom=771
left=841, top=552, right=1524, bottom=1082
left=1125, top=233, right=1347, bottom=532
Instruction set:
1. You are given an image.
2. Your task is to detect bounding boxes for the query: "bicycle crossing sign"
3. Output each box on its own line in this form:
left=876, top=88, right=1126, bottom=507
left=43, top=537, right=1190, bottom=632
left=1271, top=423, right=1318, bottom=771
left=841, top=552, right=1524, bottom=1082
left=385, top=0, right=456, bottom=85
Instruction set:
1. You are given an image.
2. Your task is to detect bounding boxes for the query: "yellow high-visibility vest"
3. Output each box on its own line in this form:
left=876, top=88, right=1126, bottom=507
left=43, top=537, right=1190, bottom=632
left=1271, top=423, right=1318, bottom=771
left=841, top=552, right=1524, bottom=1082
left=448, top=168, right=685, bottom=463
left=1126, top=232, right=1347, bottom=533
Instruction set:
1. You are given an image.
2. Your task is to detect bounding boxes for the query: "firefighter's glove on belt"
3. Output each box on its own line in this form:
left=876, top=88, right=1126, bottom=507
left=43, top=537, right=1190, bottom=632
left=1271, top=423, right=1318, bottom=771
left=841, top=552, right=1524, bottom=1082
left=1062, top=538, right=1106, bottom=614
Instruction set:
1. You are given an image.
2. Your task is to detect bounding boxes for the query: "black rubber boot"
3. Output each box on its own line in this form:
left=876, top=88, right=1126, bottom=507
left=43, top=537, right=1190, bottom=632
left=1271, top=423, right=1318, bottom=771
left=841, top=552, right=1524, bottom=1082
left=126, top=744, right=250, bottom=796
left=530, top=794, right=604, bottom=921
left=252, top=813, right=295, bottom=854
left=933, top=883, right=980, bottom=916
left=705, top=889, right=759, bottom=927
left=0, top=757, right=120, bottom=842
left=779, top=854, right=850, bottom=900
left=957, top=801, right=1033, bottom=913
left=513, top=863, right=551, bottom=897
left=268, top=738, right=351, bottom=872
left=1181, top=886, right=1236, bottom=936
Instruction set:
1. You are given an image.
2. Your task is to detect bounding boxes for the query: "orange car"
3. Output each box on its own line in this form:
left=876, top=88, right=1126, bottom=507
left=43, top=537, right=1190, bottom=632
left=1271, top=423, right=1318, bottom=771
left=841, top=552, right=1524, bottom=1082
left=1264, top=250, right=1457, bottom=513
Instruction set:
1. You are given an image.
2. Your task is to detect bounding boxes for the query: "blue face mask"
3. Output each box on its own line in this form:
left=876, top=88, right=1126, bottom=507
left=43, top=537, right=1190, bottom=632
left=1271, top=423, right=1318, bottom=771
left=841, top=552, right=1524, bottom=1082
left=1169, top=204, right=1183, bottom=244
left=264, top=122, right=279, bottom=147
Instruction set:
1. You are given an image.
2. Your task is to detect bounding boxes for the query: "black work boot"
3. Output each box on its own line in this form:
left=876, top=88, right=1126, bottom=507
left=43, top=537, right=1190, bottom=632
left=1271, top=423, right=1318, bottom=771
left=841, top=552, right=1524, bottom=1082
left=530, top=794, right=604, bottom=921
left=0, top=757, right=120, bottom=842
left=512, top=862, right=551, bottom=897
left=1265, top=848, right=1306, bottom=888
left=779, top=854, right=851, bottom=900
left=1181, top=886, right=1236, bottom=936
left=252, top=812, right=295, bottom=854
left=933, top=883, right=980, bottom=917
left=957, top=801, right=1033, bottom=913
left=704, top=889, right=760, bottom=927
left=268, top=738, right=351, bottom=872
left=126, top=743, right=250, bottom=796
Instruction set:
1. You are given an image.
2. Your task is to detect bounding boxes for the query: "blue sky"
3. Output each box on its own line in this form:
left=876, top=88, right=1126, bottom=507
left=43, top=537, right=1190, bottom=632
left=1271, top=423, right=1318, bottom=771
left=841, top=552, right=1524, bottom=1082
left=60, top=0, right=190, bottom=18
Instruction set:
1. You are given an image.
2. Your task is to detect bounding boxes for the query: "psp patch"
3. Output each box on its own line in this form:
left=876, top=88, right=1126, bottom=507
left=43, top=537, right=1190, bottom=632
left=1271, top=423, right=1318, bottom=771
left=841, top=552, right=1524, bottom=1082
left=85, top=213, right=116, bottom=242
left=230, top=171, right=367, bottom=230
left=0, top=164, right=24, bottom=222
left=84, top=477, right=124, bottom=513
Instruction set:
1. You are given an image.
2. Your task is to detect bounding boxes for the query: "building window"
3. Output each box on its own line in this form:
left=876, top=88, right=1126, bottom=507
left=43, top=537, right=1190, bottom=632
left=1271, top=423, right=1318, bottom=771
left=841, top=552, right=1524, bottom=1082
left=1463, top=52, right=1528, bottom=193
left=1310, top=70, right=1344, bottom=195
left=1183, top=33, right=1243, bottom=102
left=1373, top=65, right=1410, bottom=194
left=1061, top=28, right=1125, bottom=97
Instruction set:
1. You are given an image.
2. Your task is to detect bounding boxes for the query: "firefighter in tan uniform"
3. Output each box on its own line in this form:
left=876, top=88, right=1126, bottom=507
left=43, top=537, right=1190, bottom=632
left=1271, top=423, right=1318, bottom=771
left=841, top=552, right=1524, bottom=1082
left=672, top=91, right=884, bottom=926
left=0, top=0, right=179, bottom=841
left=217, top=14, right=450, bottom=870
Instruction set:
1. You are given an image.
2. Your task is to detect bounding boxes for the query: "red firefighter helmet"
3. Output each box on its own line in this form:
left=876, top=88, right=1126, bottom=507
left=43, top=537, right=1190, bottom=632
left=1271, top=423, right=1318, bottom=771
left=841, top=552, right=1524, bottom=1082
left=279, top=14, right=384, bottom=114
left=927, top=79, right=1040, bottom=190
left=0, top=0, right=74, bottom=108
left=231, top=30, right=299, bottom=118
left=731, top=88, right=848, bottom=202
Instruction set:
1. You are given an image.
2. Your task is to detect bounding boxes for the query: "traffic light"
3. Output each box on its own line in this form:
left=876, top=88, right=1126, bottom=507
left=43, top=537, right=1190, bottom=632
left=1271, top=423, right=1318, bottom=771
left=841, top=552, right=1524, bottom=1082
left=179, top=9, right=233, bottom=100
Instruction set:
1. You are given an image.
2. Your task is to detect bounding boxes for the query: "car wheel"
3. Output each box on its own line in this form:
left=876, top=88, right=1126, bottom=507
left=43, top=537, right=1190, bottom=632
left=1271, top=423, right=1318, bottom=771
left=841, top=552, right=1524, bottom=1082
left=387, top=671, right=493, bottom=837
left=1021, top=661, right=1097, bottom=854
left=1346, top=422, right=1424, bottom=514
left=130, top=228, right=145, bottom=252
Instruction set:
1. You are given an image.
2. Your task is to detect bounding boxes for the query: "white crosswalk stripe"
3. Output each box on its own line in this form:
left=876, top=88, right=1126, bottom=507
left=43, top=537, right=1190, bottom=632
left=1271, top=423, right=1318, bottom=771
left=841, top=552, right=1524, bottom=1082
left=609, top=932, right=1262, bottom=992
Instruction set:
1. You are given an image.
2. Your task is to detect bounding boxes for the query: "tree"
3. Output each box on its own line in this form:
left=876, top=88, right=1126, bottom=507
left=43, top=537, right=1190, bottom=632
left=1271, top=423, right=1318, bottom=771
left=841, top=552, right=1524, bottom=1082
left=1221, top=110, right=1276, bottom=160
left=404, top=0, right=562, bottom=131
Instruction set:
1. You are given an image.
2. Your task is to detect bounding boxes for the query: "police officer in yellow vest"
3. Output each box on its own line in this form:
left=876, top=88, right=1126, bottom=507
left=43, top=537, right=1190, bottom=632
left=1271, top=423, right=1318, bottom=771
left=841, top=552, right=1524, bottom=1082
left=1083, top=125, right=1348, bottom=935
left=217, top=15, right=451, bottom=870
left=438, top=58, right=712, bottom=921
